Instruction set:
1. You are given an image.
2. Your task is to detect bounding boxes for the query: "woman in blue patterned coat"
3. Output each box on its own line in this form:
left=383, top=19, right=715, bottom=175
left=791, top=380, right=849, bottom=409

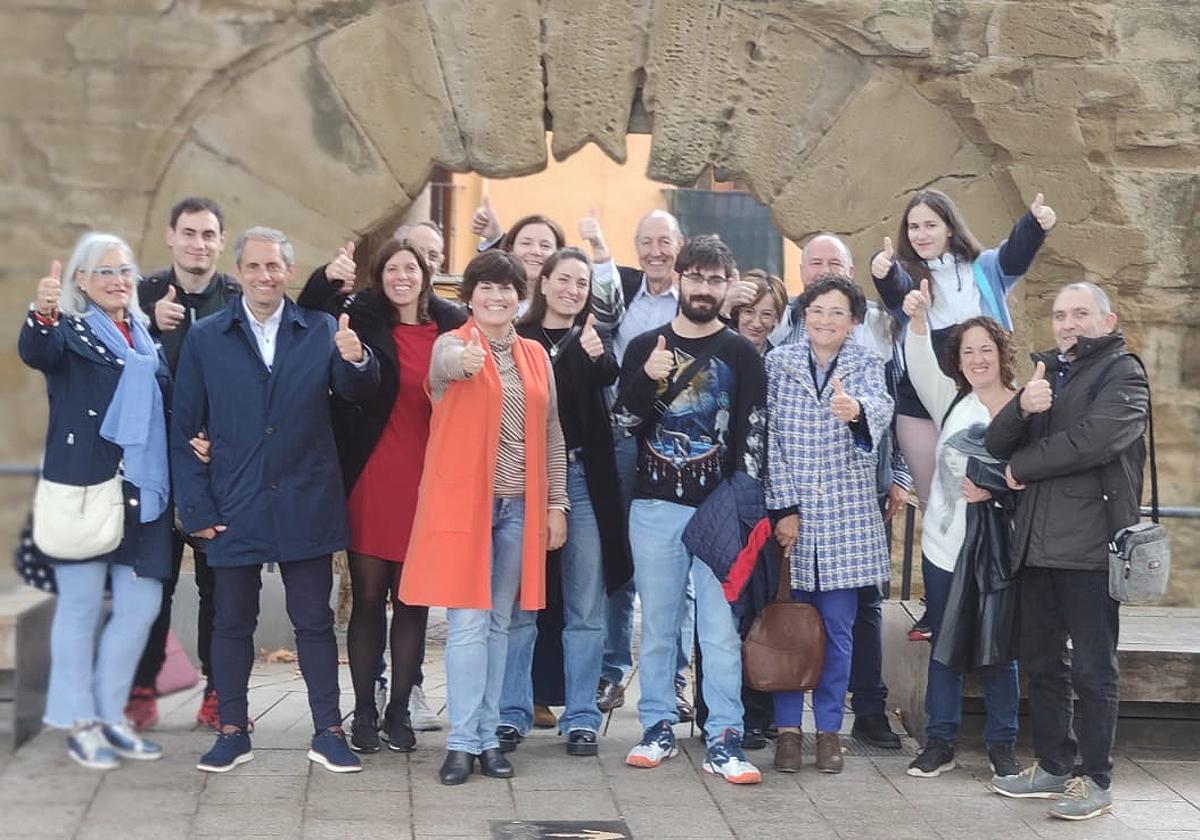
left=764, top=273, right=893, bottom=774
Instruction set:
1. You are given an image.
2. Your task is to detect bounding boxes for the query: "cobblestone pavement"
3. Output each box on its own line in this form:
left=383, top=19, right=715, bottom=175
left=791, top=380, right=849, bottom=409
left=2, top=610, right=1198, bottom=840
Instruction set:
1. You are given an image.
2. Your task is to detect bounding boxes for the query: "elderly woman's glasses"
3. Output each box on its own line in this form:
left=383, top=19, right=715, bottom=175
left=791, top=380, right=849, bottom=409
left=90, top=265, right=138, bottom=282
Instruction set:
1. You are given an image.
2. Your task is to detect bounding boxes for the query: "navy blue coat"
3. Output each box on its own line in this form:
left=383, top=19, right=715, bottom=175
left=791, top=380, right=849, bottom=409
left=170, top=298, right=379, bottom=567
left=18, top=311, right=172, bottom=579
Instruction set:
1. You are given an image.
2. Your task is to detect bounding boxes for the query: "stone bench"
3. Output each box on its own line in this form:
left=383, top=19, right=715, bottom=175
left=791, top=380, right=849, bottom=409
left=0, top=588, right=54, bottom=750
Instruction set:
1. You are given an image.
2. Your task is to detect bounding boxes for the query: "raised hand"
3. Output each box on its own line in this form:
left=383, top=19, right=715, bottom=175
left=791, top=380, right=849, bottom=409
left=35, top=260, right=62, bottom=318
left=643, top=334, right=674, bottom=381
left=470, top=195, right=502, bottom=241
left=334, top=313, right=365, bottom=364
left=1030, top=192, right=1057, bottom=231
left=328, top=240, right=356, bottom=292
left=902, top=278, right=932, bottom=334
left=1019, top=360, right=1053, bottom=415
left=829, top=376, right=861, bottom=424
left=870, top=236, right=895, bottom=280
left=461, top=327, right=486, bottom=378
left=727, top=271, right=759, bottom=311
left=578, top=206, right=605, bottom=248
left=579, top=313, right=603, bottom=360
left=155, top=284, right=186, bottom=332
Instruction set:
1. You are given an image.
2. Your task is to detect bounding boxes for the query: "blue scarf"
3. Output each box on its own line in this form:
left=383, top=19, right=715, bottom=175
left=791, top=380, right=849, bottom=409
left=83, top=305, right=169, bottom=524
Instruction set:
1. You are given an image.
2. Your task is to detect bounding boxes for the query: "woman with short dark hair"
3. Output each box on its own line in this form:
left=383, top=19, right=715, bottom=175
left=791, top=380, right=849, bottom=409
left=399, top=250, right=568, bottom=785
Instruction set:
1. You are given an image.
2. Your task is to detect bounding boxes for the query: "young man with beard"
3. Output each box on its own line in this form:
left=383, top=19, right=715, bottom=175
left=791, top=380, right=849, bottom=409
left=615, top=235, right=766, bottom=784
left=126, top=197, right=239, bottom=731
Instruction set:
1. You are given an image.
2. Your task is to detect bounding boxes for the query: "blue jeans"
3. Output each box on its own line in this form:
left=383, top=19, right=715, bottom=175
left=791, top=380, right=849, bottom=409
left=923, top=557, right=1019, bottom=747
left=44, top=562, right=162, bottom=728
left=629, top=499, right=741, bottom=748
left=501, top=463, right=605, bottom=734
left=601, top=432, right=694, bottom=687
left=445, top=497, right=525, bottom=754
left=849, top=584, right=888, bottom=717
left=772, top=587, right=858, bottom=733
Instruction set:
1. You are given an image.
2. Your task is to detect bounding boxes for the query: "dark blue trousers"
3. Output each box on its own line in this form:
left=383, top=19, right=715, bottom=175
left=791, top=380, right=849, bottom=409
left=849, top=584, right=889, bottom=717
left=212, top=555, right=341, bottom=732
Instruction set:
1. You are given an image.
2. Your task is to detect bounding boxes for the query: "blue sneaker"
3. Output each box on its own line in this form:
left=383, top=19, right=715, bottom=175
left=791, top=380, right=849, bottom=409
left=197, top=729, right=253, bottom=773
left=703, top=729, right=762, bottom=785
left=102, top=722, right=163, bottom=761
left=308, top=726, right=363, bottom=774
left=68, top=725, right=119, bottom=770
left=625, top=720, right=677, bottom=769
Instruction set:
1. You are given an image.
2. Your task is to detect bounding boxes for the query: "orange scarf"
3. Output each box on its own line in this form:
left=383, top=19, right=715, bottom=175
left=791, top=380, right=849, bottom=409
left=399, top=319, right=550, bottom=610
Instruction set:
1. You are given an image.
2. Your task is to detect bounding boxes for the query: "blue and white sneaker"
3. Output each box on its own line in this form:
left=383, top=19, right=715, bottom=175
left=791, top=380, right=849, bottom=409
left=197, top=729, right=254, bottom=773
left=703, top=729, right=762, bottom=785
left=102, top=722, right=163, bottom=761
left=626, top=719, right=677, bottom=769
left=308, top=726, right=363, bottom=773
left=68, top=725, right=119, bottom=770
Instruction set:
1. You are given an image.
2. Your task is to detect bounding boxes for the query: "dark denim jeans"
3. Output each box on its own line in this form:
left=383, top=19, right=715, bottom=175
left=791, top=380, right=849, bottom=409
left=1020, top=566, right=1119, bottom=789
left=849, top=584, right=888, bottom=717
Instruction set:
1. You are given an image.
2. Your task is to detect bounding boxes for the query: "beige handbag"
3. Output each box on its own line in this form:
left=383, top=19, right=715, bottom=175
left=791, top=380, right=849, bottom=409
left=32, top=472, right=124, bottom=560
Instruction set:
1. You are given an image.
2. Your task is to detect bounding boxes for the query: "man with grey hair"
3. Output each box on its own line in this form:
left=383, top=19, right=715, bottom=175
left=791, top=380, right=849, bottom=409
left=769, top=232, right=855, bottom=345
left=985, top=281, right=1148, bottom=820
left=173, top=226, right=380, bottom=775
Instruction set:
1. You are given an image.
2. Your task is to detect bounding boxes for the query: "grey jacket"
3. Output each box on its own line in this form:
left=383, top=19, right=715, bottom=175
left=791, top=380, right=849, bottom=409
left=985, top=331, right=1148, bottom=573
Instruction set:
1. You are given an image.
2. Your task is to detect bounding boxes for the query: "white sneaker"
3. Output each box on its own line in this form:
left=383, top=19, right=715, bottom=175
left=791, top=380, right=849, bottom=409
left=625, top=720, right=678, bottom=769
left=68, top=725, right=119, bottom=770
left=408, top=686, right=442, bottom=732
left=102, top=722, right=163, bottom=761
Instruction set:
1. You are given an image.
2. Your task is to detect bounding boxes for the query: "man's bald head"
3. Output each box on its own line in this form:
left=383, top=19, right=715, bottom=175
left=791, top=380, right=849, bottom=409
left=800, top=233, right=853, bottom=284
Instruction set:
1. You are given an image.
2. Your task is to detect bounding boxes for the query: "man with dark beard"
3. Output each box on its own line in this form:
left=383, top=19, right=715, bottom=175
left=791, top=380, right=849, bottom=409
left=615, top=235, right=766, bottom=785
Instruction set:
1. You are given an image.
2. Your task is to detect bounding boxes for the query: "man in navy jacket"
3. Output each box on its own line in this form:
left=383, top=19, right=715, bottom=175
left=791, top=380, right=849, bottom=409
left=172, top=226, right=379, bottom=774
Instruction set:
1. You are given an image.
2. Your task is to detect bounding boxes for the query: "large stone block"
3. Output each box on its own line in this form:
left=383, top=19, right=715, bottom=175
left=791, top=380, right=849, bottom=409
left=84, top=66, right=213, bottom=127
left=191, top=45, right=409, bottom=233
left=973, top=103, right=1086, bottom=157
left=421, top=0, right=546, bottom=177
left=0, top=62, right=85, bottom=120
left=1008, top=161, right=1118, bottom=225
left=1116, top=5, right=1200, bottom=63
left=542, top=0, right=649, bottom=163
left=21, top=121, right=184, bottom=191
left=1116, top=110, right=1200, bottom=150
left=987, top=2, right=1113, bottom=59
left=66, top=12, right=252, bottom=68
left=1033, top=64, right=1141, bottom=106
left=316, top=1, right=468, bottom=196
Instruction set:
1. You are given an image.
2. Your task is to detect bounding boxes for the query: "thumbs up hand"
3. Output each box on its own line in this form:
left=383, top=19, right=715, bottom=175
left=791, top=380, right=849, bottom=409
left=470, top=195, right=502, bottom=241
left=829, top=376, right=861, bottom=424
left=461, top=327, right=486, bottom=378
left=154, top=283, right=187, bottom=332
left=334, top=312, right=364, bottom=364
left=1030, top=192, right=1057, bottom=231
left=578, top=206, right=606, bottom=250
left=1019, top=359, right=1053, bottom=415
left=870, top=236, right=895, bottom=280
left=35, top=260, right=62, bottom=318
left=643, top=334, right=674, bottom=381
left=902, top=278, right=932, bottom=334
left=579, top=313, right=604, bottom=360
left=328, top=240, right=357, bottom=291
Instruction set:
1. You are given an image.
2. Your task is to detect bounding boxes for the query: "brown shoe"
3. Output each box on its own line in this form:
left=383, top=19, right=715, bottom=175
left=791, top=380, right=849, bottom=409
left=815, top=731, right=844, bottom=773
left=596, top=679, right=625, bottom=712
left=773, top=731, right=803, bottom=773
left=533, top=704, right=558, bottom=729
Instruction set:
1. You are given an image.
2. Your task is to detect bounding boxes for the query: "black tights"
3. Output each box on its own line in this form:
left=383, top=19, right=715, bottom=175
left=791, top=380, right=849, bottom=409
left=347, top=552, right=428, bottom=717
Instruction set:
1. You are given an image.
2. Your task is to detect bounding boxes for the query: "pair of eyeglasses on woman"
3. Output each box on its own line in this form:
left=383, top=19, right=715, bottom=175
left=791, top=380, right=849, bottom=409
left=90, top=265, right=138, bottom=281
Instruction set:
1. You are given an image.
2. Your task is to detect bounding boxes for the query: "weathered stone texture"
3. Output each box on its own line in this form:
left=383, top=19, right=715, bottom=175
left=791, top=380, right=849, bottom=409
left=987, top=3, right=1114, bottom=59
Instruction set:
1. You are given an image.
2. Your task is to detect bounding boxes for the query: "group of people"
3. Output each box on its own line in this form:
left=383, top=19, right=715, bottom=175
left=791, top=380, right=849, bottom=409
left=22, top=184, right=1148, bottom=822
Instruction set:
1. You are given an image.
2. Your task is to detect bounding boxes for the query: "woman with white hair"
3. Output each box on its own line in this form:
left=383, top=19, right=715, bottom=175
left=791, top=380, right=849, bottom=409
left=20, top=232, right=174, bottom=769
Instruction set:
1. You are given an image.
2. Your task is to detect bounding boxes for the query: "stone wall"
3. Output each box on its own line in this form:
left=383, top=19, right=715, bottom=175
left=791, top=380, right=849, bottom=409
left=1, top=0, right=1197, bottom=601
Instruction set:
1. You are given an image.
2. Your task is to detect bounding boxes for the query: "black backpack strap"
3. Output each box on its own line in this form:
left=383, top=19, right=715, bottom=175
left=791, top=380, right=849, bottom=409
left=940, top=389, right=969, bottom=427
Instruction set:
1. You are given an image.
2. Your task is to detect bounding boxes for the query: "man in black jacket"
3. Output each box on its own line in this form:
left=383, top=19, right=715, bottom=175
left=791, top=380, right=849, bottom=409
left=127, top=197, right=239, bottom=732
left=985, top=282, right=1148, bottom=820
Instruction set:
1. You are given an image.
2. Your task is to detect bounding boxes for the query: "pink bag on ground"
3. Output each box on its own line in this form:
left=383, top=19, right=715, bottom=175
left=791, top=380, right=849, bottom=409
left=155, top=629, right=201, bottom=696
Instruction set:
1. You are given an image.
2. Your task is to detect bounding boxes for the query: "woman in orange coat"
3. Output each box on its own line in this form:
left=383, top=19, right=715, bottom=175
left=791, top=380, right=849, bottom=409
left=399, top=250, right=568, bottom=785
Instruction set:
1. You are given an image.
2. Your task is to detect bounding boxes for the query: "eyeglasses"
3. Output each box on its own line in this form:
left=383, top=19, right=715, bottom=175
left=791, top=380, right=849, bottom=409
left=90, top=265, right=137, bottom=282
left=681, top=272, right=729, bottom=288
left=805, top=305, right=850, bottom=321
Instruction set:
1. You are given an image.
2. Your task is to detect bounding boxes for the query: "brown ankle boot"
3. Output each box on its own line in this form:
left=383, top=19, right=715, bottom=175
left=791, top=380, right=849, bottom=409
left=773, top=731, right=803, bottom=773
left=815, top=731, right=843, bottom=773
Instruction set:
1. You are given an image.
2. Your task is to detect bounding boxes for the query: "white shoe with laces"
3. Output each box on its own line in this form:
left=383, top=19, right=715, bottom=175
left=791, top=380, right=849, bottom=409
left=68, top=724, right=119, bottom=770
left=102, top=722, right=163, bottom=761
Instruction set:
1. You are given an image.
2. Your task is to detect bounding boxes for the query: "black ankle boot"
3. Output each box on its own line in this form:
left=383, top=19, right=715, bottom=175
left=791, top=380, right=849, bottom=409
left=438, top=750, right=474, bottom=785
left=478, top=747, right=514, bottom=778
left=851, top=713, right=901, bottom=748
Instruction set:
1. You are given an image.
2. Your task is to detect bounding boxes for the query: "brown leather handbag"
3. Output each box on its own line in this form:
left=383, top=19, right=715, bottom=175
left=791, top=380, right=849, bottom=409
left=742, top=546, right=826, bottom=692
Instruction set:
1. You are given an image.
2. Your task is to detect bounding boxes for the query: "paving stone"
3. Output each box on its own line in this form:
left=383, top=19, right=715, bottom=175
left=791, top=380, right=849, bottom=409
left=1113, top=801, right=1200, bottom=833
left=191, top=802, right=303, bottom=837
left=75, top=813, right=192, bottom=840
left=304, top=819, right=411, bottom=840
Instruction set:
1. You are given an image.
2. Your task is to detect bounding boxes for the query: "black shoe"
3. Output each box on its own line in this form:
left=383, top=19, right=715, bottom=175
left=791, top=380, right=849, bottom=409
left=596, top=679, right=625, bottom=712
left=764, top=725, right=779, bottom=741
left=851, top=713, right=901, bottom=749
left=349, top=708, right=380, bottom=753
left=495, top=724, right=522, bottom=753
left=907, top=739, right=956, bottom=778
left=988, top=742, right=1021, bottom=778
left=380, top=704, right=415, bottom=753
left=741, top=728, right=767, bottom=751
left=478, top=747, right=514, bottom=778
left=438, top=750, right=474, bottom=785
left=566, top=729, right=598, bottom=757
left=675, top=682, right=694, bottom=723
